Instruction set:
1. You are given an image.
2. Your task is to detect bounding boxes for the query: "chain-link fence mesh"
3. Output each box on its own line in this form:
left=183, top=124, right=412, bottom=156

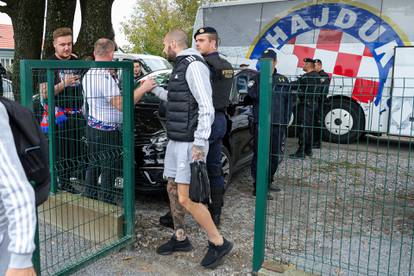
left=20, top=60, right=135, bottom=275
left=253, top=60, right=414, bottom=276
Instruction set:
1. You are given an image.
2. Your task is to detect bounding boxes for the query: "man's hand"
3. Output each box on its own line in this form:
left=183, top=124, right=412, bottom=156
left=62, top=74, right=80, bottom=87
left=192, top=145, right=205, bottom=161
left=140, top=78, right=157, bottom=92
left=5, top=267, right=36, bottom=276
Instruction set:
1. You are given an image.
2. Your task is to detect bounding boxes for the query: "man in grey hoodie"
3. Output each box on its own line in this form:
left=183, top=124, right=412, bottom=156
left=147, top=29, right=233, bottom=269
left=0, top=101, right=37, bottom=276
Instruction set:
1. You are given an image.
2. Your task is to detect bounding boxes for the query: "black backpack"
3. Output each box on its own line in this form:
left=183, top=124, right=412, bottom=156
left=0, top=97, right=50, bottom=206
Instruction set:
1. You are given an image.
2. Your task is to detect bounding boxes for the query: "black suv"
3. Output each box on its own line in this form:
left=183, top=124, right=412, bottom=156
left=133, top=69, right=254, bottom=192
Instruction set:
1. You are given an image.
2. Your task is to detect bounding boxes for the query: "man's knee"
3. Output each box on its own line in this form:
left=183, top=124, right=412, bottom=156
left=178, top=192, right=190, bottom=208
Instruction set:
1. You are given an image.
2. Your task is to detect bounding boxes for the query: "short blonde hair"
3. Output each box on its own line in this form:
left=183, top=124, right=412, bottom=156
left=53, top=27, right=73, bottom=40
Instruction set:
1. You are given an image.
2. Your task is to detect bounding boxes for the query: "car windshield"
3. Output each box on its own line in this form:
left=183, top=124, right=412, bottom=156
left=141, top=57, right=172, bottom=71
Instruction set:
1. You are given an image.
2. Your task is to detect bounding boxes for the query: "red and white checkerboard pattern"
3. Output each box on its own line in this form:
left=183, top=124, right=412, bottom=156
left=281, top=29, right=380, bottom=103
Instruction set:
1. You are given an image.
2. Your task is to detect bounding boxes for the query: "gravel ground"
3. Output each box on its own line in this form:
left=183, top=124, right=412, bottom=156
left=38, top=137, right=413, bottom=275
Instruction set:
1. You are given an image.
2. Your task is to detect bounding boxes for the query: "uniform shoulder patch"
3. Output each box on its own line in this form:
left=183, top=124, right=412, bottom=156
left=222, top=69, right=234, bottom=79
left=248, top=80, right=256, bottom=88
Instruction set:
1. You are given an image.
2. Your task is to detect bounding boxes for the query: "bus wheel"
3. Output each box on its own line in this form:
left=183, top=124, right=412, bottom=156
left=322, top=98, right=365, bottom=144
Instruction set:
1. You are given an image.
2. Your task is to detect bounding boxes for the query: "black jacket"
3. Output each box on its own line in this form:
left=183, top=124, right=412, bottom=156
left=318, top=70, right=331, bottom=98
left=247, top=70, right=291, bottom=125
left=291, top=71, right=321, bottom=104
left=204, top=52, right=234, bottom=112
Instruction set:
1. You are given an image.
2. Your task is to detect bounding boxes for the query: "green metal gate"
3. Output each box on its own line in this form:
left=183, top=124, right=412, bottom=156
left=253, top=60, right=414, bottom=275
left=20, top=60, right=135, bottom=275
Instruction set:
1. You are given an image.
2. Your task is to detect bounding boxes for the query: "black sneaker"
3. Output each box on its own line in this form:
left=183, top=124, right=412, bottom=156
left=156, top=235, right=193, bottom=255
left=201, top=238, right=233, bottom=269
left=159, top=211, right=174, bottom=229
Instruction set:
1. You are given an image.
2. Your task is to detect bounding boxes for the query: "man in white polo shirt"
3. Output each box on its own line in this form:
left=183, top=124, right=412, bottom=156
left=82, top=38, right=155, bottom=203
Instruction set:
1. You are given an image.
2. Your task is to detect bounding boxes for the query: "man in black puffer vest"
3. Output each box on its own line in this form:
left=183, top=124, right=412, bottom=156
left=147, top=29, right=233, bottom=269
left=159, top=27, right=234, bottom=228
left=194, top=27, right=233, bottom=226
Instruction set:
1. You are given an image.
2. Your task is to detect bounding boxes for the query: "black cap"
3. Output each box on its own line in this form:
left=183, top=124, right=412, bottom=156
left=261, top=49, right=277, bottom=60
left=194, top=27, right=218, bottom=39
left=303, top=58, right=315, bottom=63
left=314, top=59, right=322, bottom=64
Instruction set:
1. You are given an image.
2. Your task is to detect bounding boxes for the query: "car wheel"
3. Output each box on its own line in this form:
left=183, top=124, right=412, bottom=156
left=322, top=98, right=365, bottom=144
left=221, top=146, right=232, bottom=191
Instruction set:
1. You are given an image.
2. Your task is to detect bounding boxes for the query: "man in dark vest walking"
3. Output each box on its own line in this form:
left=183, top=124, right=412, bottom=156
left=148, top=29, right=233, bottom=269
left=159, top=27, right=233, bottom=228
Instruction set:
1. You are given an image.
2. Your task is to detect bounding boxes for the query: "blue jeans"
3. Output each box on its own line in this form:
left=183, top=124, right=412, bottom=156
left=207, top=112, right=227, bottom=188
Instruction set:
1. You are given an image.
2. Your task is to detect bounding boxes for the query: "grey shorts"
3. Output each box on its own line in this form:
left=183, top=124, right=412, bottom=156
left=163, top=140, right=208, bottom=184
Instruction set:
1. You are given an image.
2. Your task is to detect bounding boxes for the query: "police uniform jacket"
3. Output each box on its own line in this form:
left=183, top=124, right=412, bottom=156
left=291, top=70, right=321, bottom=104
left=204, top=52, right=234, bottom=112
left=247, top=70, right=291, bottom=125
left=318, top=70, right=331, bottom=99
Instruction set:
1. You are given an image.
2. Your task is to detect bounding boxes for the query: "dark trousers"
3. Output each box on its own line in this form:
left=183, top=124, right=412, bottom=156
left=251, top=123, right=286, bottom=189
left=207, top=112, right=227, bottom=188
left=55, top=113, right=86, bottom=186
left=313, top=99, right=324, bottom=146
left=85, top=126, right=121, bottom=203
left=296, top=102, right=317, bottom=152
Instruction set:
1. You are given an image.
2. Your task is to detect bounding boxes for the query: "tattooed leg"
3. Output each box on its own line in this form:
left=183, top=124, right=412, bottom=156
left=167, top=178, right=186, bottom=241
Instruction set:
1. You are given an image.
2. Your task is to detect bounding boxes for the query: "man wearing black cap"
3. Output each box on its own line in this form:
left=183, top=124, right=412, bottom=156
left=290, top=58, right=321, bottom=158
left=313, top=59, right=331, bottom=149
left=247, top=49, right=291, bottom=198
left=193, top=26, right=234, bottom=226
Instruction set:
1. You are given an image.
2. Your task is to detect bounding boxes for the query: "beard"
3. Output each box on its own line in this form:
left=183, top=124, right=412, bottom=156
left=56, top=51, right=71, bottom=60
left=164, top=45, right=176, bottom=62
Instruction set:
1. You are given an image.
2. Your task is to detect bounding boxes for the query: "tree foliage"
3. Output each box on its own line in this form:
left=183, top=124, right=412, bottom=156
left=122, top=0, right=202, bottom=56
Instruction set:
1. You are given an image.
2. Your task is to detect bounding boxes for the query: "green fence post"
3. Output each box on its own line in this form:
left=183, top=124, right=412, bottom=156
left=20, top=60, right=34, bottom=108
left=122, top=63, right=135, bottom=239
left=47, top=69, right=57, bottom=194
left=252, top=59, right=272, bottom=274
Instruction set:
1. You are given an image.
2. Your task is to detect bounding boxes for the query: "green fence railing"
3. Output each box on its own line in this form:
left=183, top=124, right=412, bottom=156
left=252, top=60, right=414, bottom=276
left=20, top=60, right=135, bottom=275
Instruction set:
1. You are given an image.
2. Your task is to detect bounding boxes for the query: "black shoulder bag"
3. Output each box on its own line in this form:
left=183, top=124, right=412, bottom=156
left=189, top=160, right=211, bottom=204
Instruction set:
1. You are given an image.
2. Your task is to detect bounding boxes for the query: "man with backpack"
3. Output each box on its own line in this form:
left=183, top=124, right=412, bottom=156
left=0, top=100, right=37, bottom=276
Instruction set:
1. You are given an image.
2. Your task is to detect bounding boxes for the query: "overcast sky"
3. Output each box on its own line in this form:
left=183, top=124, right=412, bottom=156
left=0, top=0, right=136, bottom=48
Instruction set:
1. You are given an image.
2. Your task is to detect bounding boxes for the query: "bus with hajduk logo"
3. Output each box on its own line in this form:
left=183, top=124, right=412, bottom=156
left=193, top=0, right=414, bottom=143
